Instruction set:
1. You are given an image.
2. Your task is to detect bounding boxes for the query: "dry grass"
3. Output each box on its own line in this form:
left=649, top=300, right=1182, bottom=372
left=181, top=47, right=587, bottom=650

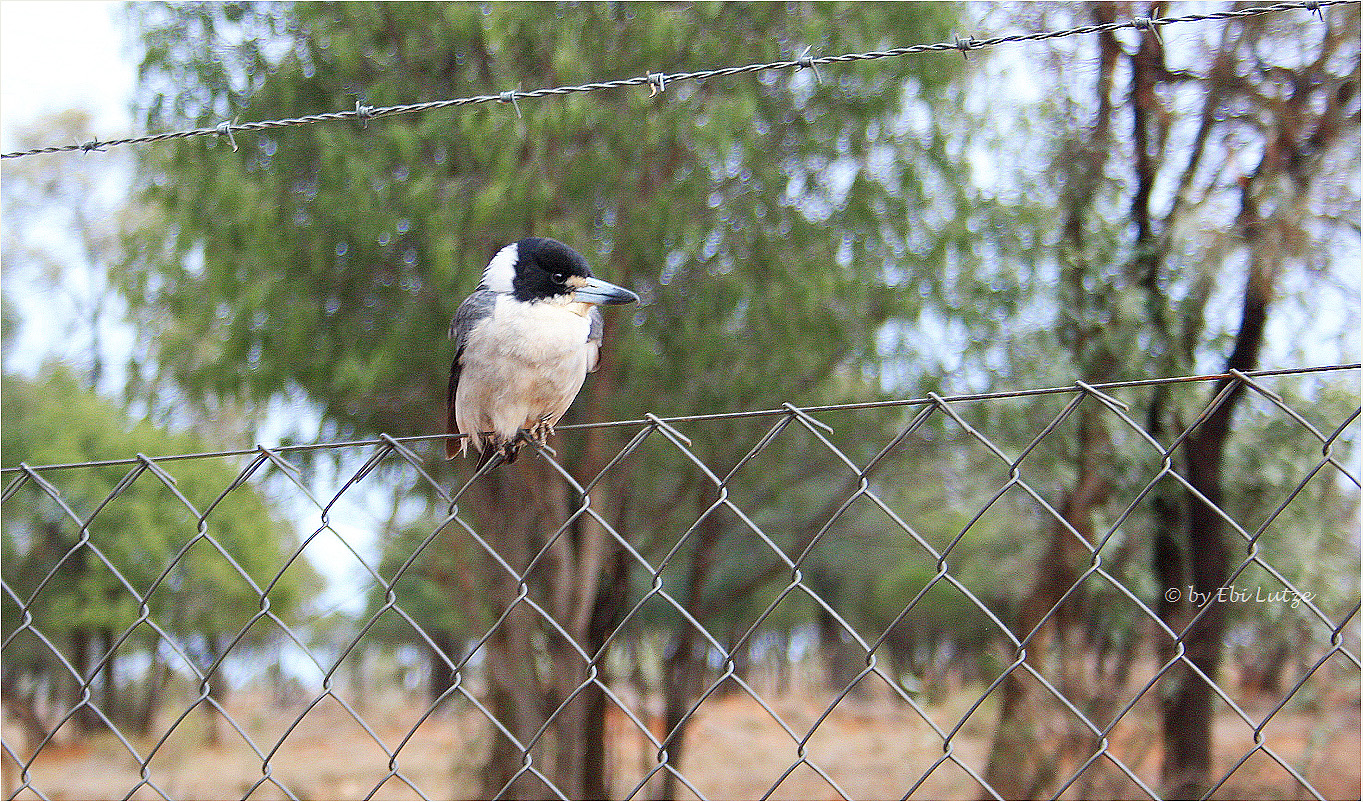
left=4, top=678, right=1357, bottom=801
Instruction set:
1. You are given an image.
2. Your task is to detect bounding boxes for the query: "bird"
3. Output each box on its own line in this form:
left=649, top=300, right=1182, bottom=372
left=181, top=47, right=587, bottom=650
left=446, top=237, right=638, bottom=469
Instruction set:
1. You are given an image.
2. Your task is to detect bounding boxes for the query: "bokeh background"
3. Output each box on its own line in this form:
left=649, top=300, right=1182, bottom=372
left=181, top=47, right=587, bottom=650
left=2, top=3, right=1359, bottom=799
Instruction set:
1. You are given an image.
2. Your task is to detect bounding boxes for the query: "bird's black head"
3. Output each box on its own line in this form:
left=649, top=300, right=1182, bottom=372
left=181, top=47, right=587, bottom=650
left=482, top=237, right=638, bottom=306
left=509, top=237, right=593, bottom=302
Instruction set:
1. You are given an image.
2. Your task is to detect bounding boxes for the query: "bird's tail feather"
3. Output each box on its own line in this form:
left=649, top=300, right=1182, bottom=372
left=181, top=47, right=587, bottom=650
left=473, top=438, right=521, bottom=471
left=474, top=444, right=511, bottom=472
left=446, top=357, right=462, bottom=460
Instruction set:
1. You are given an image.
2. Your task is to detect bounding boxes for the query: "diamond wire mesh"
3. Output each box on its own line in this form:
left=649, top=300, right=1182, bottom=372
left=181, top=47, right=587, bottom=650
left=2, top=367, right=1359, bottom=800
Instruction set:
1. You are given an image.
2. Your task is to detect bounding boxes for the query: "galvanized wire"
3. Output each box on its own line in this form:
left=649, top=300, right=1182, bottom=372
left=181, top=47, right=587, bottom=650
left=2, top=365, right=1358, bottom=800
left=3, top=363, right=1356, bottom=475
left=0, top=0, right=1349, bottom=161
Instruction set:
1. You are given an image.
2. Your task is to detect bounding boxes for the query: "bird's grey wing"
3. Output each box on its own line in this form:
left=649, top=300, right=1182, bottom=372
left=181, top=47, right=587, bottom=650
left=585, top=306, right=604, bottom=373
left=446, top=289, right=498, bottom=458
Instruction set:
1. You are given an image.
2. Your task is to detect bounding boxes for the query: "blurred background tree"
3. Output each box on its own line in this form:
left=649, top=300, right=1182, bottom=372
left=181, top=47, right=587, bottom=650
left=0, top=367, right=320, bottom=746
left=121, top=3, right=1006, bottom=796
left=0, top=2, right=1355, bottom=799
left=963, top=5, right=1360, bottom=797
left=1, top=110, right=320, bottom=753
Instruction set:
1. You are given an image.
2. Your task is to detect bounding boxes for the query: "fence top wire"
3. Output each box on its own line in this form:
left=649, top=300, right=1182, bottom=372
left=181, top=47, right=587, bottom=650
left=3, top=362, right=1357, bottom=474
left=0, top=0, right=1348, bottom=161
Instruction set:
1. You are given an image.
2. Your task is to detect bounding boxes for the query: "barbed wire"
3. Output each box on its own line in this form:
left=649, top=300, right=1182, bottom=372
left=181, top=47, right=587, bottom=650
left=0, top=0, right=1348, bottom=161
left=2, top=362, right=1356, bottom=474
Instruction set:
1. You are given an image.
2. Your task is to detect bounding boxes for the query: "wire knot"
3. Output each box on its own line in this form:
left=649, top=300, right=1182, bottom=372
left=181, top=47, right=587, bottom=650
left=954, top=35, right=976, bottom=60
left=646, top=72, right=667, bottom=97
left=1132, top=16, right=1164, bottom=45
left=354, top=100, right=375, bottom=127
left=1303, top=0, right=1325, bottom=21
left=214, top=119, right=238, bottom=152
left=498, top=86, right=523, bottom=118
left=796, top=45, right=822, bottom=84
left=78, top=137, right=106, bottom=154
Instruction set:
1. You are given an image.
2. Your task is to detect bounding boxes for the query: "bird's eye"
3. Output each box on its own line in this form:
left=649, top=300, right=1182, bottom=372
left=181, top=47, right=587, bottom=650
left=552, top=272, right=568, bottom=284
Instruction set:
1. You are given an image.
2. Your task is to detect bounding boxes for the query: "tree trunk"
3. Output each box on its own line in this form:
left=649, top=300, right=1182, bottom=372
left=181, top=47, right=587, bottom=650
left=470, top=321, right=633, bottom=798
left=69, top=628, right=102, bottom=733
left=982, top=7, right=1119, bottom=796
left=427, top=629, right=458, bottom=706
left=657, top=631, right=701, bottom=802
left=1, top=672, right=49, bottom=753
left=581, top=543, right=634, bottom=799
left=1161, top=263, right=1268, bottom=798
left=1239, top=639, right=1291, bottom=695
left=130, top=640, right=171, bottom=738
left=981, top=451, right=1107, bottom=798
left=656, top=502, right=724, bottom=801
left=95, top=628, right=117, bottom=731
left=200, top=633, right=229, bottom=747
left=475, top=456, right=568, bottom=799
left=817, top=604, right=865, bottom=699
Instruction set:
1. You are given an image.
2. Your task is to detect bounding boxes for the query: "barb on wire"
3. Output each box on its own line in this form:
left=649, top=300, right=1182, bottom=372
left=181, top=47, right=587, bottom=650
left=353, top=101, right=375, bottom=128
left=647, top=71, right=667, bottom=96
left=0, top=0, right=1347, bottom=161
left=498, top=85, right=523, bottom=118
left=795, top=45, right=822, bottom=84
left=215, top=119, right=239, bottom=151
left=1132, top=15, right=1166, bottom=47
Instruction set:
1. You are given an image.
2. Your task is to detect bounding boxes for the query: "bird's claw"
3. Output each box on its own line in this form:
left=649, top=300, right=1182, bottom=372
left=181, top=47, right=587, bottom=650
left=527, top=416, right=555, bottom=445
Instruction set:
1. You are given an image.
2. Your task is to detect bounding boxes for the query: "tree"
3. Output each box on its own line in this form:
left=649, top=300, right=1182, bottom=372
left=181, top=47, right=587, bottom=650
left=1149, top=8, right=1358, bottom=794
left=118, top=2, right=1358, bottom=797
left=2, top=108, right=322, bottom=748
left=1, top=369, right=320, bottom=742
left=122, top=3, right=999, bottom=796
left=0, top=110, right=134, bottom=397
left=970, top=3, right=1360, bottom=798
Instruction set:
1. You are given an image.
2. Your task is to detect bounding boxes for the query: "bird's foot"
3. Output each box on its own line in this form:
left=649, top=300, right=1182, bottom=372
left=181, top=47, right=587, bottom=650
left=527, top=415, right=555, bottom=445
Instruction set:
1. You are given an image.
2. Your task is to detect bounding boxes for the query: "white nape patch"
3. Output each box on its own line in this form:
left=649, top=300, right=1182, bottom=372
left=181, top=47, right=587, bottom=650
left=481, top=242, right=519, bottom=294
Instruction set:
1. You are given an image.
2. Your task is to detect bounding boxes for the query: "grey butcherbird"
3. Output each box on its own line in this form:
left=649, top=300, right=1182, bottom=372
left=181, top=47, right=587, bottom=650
left=446, top=237, right=638, bottom=469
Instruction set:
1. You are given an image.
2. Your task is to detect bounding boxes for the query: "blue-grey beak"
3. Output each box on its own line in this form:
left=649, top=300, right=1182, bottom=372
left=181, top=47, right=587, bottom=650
left=575, top=276, right=639, bottom=305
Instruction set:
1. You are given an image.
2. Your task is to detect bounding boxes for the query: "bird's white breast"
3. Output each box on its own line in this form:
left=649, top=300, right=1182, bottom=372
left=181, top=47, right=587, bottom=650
left=455, top=296, right=595, bottom=445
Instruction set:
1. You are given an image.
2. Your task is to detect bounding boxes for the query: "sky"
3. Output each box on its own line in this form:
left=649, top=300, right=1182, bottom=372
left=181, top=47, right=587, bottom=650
left=1, top=2, right=138, bottom=387
left=0, top=1, right=133, bottom=152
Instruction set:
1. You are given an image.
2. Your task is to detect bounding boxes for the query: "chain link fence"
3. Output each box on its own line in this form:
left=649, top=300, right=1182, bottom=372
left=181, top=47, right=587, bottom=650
left=2, top=366, right=1359, bottom=800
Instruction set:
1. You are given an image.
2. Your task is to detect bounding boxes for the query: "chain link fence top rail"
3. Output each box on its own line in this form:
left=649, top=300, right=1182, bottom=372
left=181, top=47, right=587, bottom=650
left=1, top=365, right=1359, bottom=800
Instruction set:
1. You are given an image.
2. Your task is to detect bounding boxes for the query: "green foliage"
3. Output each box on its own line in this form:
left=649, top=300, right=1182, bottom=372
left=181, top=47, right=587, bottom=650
left=123, top=2, right=974, bottom=443
left=360, top=515, right=489, bottom=647
left=1217, top=380, right=1361, bottom=625
left=119, top=3, right=1358, bottom=690
left=122, top=3, right=1026, bottom=666
left=1, top=369, right=319, bottom=653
